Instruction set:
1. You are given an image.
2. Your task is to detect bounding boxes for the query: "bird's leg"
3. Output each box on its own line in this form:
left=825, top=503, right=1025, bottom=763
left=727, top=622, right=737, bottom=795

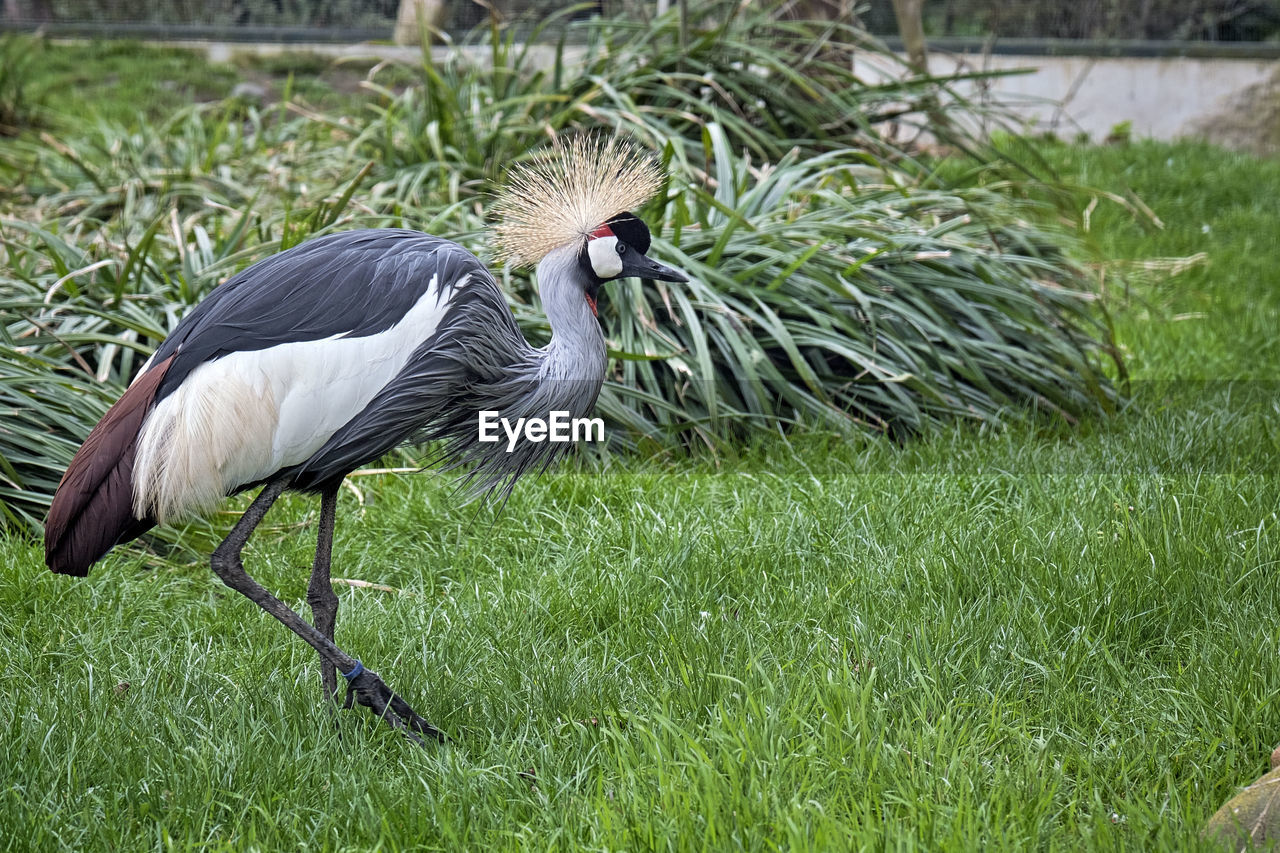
left=210, top=479, right=446, bottom=745
left=306, top=487, right=340, bottom=702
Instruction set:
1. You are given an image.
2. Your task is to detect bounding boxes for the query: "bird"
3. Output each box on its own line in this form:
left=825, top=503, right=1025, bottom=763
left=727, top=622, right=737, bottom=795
left=43, top=136, right=689, bottom=743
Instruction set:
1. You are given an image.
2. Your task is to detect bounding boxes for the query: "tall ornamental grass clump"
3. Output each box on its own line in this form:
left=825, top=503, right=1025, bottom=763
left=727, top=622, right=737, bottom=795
left=353, top=0, right=1017, bottom=207
left=585, top=134, right=1116, bottom=448
left=0, top=2, right=1120, bottom=533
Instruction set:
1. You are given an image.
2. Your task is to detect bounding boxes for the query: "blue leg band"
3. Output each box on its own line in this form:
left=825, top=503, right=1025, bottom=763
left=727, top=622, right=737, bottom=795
left=342, top=660, right=364, bottom=681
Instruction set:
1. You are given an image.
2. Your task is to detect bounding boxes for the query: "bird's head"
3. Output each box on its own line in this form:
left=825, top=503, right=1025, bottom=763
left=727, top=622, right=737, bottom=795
left=578, top=211, right=687, bottom=316
left=493, top=137, right=688, bottom=318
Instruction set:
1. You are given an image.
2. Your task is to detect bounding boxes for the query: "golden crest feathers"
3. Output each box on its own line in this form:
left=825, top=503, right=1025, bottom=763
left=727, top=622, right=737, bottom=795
left=493, top=136, right=663, bottom=268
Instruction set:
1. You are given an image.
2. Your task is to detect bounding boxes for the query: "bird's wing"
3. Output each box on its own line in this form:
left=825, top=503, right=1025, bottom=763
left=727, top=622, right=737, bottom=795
left=148, top=229, right=486, bottom=400
left=286, top=273, right=538, bottom=492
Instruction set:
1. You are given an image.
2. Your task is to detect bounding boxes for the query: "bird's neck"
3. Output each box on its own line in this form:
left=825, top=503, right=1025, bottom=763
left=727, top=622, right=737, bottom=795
left=534, top=247, right=607, bottom=385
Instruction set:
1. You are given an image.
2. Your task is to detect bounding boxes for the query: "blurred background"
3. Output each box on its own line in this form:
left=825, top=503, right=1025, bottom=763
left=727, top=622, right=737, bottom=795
left=3, top=0, right=1280, bottom=42
left=5, top=0, right=1280, bottom=148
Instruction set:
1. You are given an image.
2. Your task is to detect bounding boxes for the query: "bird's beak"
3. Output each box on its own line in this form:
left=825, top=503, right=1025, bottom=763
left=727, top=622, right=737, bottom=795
left=620, top=251, right=689, bottom=283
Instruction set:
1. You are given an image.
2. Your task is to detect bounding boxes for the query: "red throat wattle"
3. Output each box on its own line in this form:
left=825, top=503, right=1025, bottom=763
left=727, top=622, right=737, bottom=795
left=585, top=223, right=612, bottom=318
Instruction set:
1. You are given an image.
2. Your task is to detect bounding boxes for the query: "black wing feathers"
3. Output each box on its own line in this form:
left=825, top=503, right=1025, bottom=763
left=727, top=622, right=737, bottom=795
left=288, top=267, right=600, bottom=501
left=152, top=230, right=487, bottom=401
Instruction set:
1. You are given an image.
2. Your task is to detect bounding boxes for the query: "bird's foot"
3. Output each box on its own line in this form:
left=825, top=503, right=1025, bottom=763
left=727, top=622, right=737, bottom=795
left=342, top=666, right=447, bottom=746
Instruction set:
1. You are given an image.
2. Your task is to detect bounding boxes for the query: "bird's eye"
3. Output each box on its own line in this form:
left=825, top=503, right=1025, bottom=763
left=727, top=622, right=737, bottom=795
left=617, top=243, right=627, bottom=255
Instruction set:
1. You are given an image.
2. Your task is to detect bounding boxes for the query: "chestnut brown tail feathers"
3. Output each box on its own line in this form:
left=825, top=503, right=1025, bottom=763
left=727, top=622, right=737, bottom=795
left=45, top=357, right=173, bottom=576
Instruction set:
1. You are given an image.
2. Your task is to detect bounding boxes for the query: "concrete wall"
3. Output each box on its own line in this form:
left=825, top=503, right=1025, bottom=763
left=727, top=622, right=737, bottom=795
left=196, top=39, right=1280, bottom=147
left=933, top=52, right=1278, bottom=143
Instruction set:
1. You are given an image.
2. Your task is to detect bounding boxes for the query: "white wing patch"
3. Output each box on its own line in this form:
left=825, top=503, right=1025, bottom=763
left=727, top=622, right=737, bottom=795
left=587, top=235, right=622, bottom=279
left=133, top=274, right=463, bottom=523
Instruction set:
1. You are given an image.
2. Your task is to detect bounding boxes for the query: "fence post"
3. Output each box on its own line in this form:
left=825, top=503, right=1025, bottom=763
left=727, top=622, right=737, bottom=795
left=394, top=0, right=444, bottom=46
left=890, top=0, right=928, bottom=74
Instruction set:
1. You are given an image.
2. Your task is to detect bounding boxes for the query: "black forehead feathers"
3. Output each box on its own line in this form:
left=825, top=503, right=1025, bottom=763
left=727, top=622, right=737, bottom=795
left=605, top=212, right=651, bottom=255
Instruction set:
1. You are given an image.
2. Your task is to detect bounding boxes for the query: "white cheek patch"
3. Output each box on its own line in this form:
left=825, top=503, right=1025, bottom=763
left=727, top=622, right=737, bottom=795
left=587, top=235, right=623, bottom=279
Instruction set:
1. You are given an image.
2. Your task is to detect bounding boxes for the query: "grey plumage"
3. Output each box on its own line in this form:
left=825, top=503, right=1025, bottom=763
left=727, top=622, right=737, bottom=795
left=44, top=137, right=689, bottom=744
left=290, top=243, right=607, bottom=498
left=148, top=230, right=481, bottom=399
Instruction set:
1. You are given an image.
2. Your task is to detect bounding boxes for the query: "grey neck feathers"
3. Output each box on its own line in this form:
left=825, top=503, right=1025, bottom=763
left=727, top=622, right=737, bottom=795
left=425, top=244, right=608, bottom=499
left=297, top=243, right=611, bottom=501
left=534, top=244, right=607, bottom=384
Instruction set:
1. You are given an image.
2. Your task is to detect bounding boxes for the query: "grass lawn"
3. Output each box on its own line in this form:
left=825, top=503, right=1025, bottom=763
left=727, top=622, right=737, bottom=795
left=2, top=45, right=1279, bottom=850
left=9, top=39, right=388, bottom=129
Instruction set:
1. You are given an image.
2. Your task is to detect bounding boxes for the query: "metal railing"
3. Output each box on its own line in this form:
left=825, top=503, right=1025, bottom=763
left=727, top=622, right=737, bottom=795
left=3, top=0, right=1278, bottom=52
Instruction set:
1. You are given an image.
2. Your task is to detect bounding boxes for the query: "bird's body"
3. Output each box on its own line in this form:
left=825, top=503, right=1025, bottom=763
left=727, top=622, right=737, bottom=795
left=44, top=137, right=688, bottom=743
left=45, top=229, right=607, bottom=577
left=134, top=230, right=487, bottom=521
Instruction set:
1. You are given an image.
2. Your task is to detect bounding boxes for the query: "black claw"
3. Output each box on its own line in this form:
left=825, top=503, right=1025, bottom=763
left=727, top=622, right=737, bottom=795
left=344, top=668, right=448, bottom=745
left=342, top=681, right=357, bottom=711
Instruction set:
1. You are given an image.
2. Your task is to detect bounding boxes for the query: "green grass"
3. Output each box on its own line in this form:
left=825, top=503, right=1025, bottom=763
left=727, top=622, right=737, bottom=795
left=32, top=40, right=242, bottom=127
left=1037, top=140, right=1280, bottom=381
left=5, top=39, right=380, bottom=130
left=2, top=37, right=1279, bottom=851
left=2, top=402, right=1277, bottom=850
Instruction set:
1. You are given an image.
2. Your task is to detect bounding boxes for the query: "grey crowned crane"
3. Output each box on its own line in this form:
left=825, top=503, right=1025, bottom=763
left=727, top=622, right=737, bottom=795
left=43, top=138, right=688, bottom=743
